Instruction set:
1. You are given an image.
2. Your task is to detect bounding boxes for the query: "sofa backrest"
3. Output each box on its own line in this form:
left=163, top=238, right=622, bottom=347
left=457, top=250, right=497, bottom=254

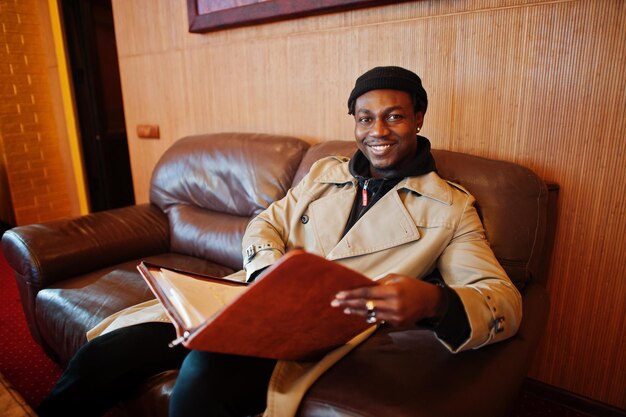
left=292, top=140, right=550, bottom=289
left=150, top=133, right=550, bottom=288
left=150, top=133, right=310, bottom=270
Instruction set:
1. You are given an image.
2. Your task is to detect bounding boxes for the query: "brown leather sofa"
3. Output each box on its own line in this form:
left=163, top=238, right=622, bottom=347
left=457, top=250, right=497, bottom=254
left=2, top=132, right=558, bottom=417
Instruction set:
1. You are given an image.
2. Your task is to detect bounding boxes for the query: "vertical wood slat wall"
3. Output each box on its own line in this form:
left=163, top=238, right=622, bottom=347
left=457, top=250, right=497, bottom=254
left=110, top=0, right=626, bottom=409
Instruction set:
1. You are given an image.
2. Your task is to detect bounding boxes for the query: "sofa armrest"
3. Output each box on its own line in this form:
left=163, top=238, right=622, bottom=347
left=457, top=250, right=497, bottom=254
left=1, top=203, right=169, bottom=290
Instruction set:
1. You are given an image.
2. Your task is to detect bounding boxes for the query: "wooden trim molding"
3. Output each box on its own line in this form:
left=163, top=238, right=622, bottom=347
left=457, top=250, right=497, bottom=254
left=48, top=0, right=89, bottom=215
left=187, top=0, right=413, bottom=33
left=523, top=379, right=626, bottom=417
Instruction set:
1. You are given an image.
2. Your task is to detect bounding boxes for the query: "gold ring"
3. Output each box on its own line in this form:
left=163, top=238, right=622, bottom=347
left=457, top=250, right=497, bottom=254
left=365, top=300, right=376, bottom=323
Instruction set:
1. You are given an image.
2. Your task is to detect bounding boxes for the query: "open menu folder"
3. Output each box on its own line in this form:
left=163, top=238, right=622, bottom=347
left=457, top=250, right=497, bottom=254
left=137, top=250, right=377, bottom=360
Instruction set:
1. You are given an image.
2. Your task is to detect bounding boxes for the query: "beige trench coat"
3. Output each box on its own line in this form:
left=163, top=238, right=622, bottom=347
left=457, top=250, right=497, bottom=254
left=89, top=156, right=522, bottom=417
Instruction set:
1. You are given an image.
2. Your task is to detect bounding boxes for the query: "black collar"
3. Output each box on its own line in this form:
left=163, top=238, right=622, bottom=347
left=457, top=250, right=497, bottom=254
left=348, top=135, right=437, bottom=181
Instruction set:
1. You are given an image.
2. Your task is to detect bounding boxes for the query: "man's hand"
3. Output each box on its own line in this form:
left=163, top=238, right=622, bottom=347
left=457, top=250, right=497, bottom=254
left=330, top=274, right=446, bottom=326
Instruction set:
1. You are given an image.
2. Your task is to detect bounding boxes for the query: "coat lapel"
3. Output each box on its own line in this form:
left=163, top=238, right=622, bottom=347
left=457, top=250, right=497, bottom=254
left=327, top=188, right=421, bottom=260
left=307, top=188, right=356, bottom=257
left=307, top=167, right=452, bottom=261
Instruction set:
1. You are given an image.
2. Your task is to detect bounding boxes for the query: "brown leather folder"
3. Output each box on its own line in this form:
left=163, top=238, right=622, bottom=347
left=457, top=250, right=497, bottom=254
left=138, top=250, right=377, bottom=360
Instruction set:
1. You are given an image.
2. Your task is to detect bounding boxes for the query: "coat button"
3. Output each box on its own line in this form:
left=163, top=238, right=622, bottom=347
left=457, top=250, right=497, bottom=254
left=301, top=215, right=309, bottom=224
left=494, top=317, right=505, bottom=333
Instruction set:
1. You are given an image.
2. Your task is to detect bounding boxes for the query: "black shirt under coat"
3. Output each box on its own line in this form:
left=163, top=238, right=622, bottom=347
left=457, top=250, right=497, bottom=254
left=344, top=136, right=471, bottom=349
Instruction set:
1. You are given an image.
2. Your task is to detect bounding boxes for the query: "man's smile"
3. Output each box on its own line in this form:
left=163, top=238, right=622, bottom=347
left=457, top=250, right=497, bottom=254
left=366, top=142, right=394, bottom=155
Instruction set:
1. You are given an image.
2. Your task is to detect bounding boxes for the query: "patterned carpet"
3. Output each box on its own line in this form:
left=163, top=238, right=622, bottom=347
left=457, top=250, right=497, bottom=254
left=0, top=372, right=37, bottom=416
left=0, top=244, right=61, bottom=409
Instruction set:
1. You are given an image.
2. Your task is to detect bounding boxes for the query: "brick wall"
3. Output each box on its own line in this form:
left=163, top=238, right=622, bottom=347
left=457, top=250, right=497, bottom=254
left=0, top=0, right=74, bottom=225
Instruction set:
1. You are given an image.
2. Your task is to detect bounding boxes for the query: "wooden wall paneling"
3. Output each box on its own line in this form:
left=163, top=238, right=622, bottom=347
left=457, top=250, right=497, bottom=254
left=522, top=2, right=626, bottom=407
left=118, top=51, right=191, bottom=199
left=182, top=26, right=358, bottom=143
left=282, top=30, right=354, bottom=141
left=445, top=8, right=525, bottom=160
left=111, top=0, right=184, bottom=57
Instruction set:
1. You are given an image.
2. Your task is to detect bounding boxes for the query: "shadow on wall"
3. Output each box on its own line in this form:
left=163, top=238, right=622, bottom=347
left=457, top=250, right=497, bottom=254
left=0, top=159, right=15, bottom=230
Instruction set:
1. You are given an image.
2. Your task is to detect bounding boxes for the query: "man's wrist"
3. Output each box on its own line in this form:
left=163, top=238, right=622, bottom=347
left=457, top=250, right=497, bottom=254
left=430, top=281, right=447, bottom=319
left=420, top=284, right=471, bottom=350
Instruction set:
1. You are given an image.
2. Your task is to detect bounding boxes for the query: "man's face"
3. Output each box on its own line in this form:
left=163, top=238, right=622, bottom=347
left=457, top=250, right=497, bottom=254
left=354, top=89, right=424, bottom=178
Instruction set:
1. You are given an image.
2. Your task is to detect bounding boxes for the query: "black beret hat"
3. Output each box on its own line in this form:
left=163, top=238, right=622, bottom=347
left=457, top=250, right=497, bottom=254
left=347, top=66, right=428, bottom=115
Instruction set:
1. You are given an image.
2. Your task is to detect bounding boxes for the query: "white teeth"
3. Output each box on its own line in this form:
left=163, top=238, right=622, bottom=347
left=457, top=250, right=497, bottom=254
left=370, top=144, right=391, bottom=150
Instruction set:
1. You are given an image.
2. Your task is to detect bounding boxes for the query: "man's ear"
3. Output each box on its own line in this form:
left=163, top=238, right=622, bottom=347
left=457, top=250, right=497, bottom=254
left=415, top=111, right=425, bottom=128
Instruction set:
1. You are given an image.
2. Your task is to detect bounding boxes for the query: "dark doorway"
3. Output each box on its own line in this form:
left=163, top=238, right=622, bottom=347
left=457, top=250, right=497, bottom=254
left=61, top=0, right=134, bottom=212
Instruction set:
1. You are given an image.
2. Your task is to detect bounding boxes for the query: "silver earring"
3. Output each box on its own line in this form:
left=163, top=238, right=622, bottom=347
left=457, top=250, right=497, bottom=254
left=416, top=127, right=421, bottom=133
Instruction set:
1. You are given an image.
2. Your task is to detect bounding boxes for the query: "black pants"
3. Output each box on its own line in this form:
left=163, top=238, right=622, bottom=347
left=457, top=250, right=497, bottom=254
left=36, top=322, right=276, bottom=417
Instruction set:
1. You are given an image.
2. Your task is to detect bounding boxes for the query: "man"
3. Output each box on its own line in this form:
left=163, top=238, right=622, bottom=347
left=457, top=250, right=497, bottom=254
left=38, top=66, right=521, bottom=417
left=243, top=66, right=520, bottom=351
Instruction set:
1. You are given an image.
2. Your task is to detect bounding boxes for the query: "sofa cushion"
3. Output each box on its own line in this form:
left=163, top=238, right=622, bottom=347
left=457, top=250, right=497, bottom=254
left=150, top=133, right=310, bottom=269
left=300, top=283, right=550, bottom=417
left=166, top=206, right=248, bottom=271
left=35, top=260, right=156, bottom=365
left=36, top=254, right=236, bottom=365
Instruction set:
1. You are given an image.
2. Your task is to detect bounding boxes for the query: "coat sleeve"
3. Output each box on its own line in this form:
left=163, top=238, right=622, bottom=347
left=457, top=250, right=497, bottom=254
left=436, top=193, right=523, bottom=352
left=241, top=189, right=298, bottom=280
left=241, top=164, right=319, bottom=280
left=241, top=157, right=348, bottom=280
